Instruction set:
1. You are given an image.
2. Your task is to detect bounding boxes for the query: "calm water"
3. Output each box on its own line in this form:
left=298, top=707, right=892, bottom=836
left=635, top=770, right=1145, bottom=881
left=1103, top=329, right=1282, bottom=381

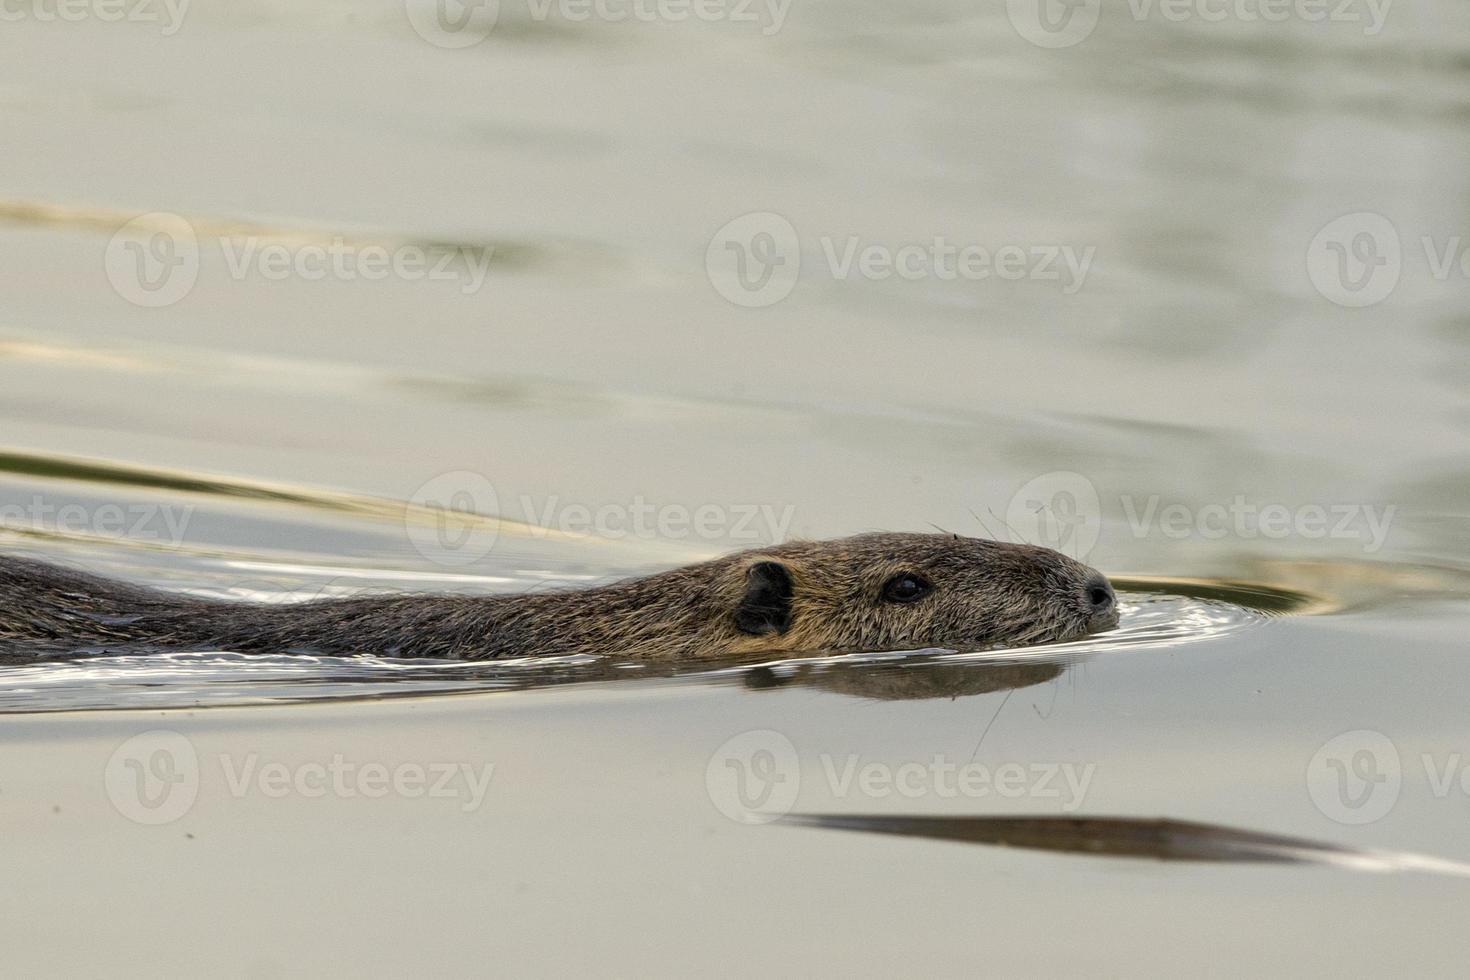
left=3, top=0, right=1470, bottom=975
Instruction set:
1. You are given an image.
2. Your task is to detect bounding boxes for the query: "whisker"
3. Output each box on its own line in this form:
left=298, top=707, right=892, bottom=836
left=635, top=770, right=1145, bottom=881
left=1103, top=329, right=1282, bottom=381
left=969, top=687, right=1015, bottom=762
left=968, top=508, right=1001, bottom=542
left=989, top=506, right=1025, bottom=545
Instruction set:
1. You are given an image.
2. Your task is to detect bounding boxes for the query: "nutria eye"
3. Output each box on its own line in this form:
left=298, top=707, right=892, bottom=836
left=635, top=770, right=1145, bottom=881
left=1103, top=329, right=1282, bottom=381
left=881, top=573, right=931, bottom=603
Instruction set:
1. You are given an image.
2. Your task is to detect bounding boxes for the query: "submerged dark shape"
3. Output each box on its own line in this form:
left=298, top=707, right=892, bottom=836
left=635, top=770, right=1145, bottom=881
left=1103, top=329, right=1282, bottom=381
left=743, top=658, right=1066, bottom=700
left=783, top=814, right=1470, bottom=877
left=0, top=532, right=1117, bottom=662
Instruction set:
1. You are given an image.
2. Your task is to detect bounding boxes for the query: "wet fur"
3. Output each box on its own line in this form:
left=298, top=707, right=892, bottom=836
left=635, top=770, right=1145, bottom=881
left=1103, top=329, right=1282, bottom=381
left=0, top=533, right=1114, bottom=661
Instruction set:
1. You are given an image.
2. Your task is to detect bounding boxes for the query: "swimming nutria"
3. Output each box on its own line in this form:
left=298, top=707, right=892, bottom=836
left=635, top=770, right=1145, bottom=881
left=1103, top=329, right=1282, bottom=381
left=0, top=533, right=1117, bottom=661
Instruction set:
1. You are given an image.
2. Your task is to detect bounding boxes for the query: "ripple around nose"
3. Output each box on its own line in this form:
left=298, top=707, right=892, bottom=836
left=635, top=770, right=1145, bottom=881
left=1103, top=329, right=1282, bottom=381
left=1072, top=589, right=1272, bottom=653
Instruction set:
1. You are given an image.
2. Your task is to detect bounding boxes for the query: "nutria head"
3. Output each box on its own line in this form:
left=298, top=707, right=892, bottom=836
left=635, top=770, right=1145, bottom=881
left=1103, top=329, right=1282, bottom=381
left=719, top=532, right=1116, bottom=655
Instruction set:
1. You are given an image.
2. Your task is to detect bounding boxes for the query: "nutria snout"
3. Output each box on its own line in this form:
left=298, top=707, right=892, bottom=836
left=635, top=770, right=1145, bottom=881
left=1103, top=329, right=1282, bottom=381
left=1083, top=571, right=1119, bottom=633
left=0, top=533, right=1118, bottom=661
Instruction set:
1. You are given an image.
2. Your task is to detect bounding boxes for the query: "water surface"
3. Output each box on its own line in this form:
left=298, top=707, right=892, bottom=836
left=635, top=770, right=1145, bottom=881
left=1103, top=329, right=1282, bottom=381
left=2, top=0, right=1470, bottom=975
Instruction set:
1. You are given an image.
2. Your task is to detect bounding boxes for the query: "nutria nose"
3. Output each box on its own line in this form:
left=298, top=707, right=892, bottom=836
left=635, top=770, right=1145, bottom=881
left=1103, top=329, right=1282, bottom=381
left=1084, top=572, right=1116, bottom=623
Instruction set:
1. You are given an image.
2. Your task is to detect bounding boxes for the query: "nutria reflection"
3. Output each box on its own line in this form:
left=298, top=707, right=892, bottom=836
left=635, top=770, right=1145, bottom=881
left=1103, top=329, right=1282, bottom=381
left=742, top=658, right=1065, bottom=701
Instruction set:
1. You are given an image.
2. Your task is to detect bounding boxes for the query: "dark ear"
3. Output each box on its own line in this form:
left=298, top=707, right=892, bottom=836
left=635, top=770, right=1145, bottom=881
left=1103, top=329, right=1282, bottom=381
left=734, top=561, right=794, bottom=636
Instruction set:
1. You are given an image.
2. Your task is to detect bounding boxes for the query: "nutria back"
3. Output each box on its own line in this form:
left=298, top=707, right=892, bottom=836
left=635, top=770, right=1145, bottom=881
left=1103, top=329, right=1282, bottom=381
left=0, top=533, right=1116, bottom=661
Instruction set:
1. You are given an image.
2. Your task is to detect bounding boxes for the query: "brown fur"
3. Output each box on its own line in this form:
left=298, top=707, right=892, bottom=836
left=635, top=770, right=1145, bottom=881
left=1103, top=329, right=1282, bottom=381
left=0, top=533, right=1117, bottom=661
